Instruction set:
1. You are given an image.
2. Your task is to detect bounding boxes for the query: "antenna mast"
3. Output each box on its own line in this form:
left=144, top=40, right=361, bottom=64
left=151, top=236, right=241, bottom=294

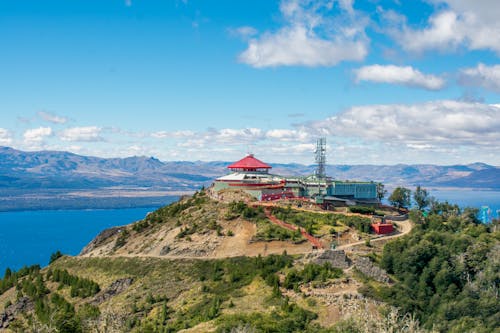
left=315, top=137, right=326, bottom=179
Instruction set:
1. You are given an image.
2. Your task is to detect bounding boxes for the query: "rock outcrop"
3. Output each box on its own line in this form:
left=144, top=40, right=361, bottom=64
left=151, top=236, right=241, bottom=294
left=0, top=297, right=33, bottom=329
left=91, top=278, right=134, bottom=305
left=306, top=250, right=351, bottom=269
left=80, top=226, right=125, bottom=255
left=353, top=256, right=391, bottom=283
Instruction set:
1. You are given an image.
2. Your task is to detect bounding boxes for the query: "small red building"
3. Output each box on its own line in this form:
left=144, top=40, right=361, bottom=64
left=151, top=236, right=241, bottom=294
left=371, top=222, right=394, bottom=235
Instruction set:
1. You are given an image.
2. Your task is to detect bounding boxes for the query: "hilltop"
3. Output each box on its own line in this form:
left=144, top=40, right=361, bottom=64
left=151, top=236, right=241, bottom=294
left=0, top=189, right=498, bottom=332
left=1, top=146, right=499, bottom=210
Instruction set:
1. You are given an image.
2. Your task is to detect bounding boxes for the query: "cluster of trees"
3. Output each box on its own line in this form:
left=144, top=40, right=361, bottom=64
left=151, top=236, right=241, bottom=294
left=362, top=200, right=499, bottom=332
left=47, top=268, right=100, bottom=298
left=284, top=263, right=343, bottom=291
left=228, top=200, right=266, bottom=221
left=384, top=185, right=431, bottom=211
left=6, top=266, right=100, bottom=332
left=0, top=265, right=41, bottom=295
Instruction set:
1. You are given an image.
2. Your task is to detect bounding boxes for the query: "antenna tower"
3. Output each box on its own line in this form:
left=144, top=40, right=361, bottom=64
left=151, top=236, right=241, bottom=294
left=315, top=137, right=326, bottom=179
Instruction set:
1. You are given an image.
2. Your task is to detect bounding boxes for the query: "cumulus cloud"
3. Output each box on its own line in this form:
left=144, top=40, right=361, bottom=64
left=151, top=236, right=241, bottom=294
left=37, top=111, right=68, bottom=124
left=459, top=63, right=500, bottom=92
left=302, top=100, right=500, bottom=147
left=23, top=127, right=53, bottom=143
left=354, top=64, right=445, bottom=90
left=151, top=130, right=195, bottom=139
left=59, top=126, right=103, bottom=142
left=238, top=0, right=369, bottom=67
left=0, top=128, right=12, bottom=145
left=212, top=128, right=263, bottom=143
left=266, top=129, right=309, bottom=141
left=385, top=1, right=500, bottom=54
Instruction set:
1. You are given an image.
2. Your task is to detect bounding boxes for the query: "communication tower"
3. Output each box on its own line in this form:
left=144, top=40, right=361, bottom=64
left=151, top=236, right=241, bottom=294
left=315, top=137, right=326, bottom=179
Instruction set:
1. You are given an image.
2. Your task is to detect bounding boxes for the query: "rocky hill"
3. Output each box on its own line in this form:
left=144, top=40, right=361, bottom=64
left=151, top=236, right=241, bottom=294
left=1, top=189, right=497, bottom=332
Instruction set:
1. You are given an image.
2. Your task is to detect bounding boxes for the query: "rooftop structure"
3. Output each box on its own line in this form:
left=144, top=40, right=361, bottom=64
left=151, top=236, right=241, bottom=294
left=227, top=154, right=272, bottom=172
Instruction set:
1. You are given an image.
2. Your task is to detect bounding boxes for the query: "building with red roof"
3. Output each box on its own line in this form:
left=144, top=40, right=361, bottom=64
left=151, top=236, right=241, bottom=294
left=212, top=153, right=378, bottom=204
left=227, top=154, right=272, bottom=172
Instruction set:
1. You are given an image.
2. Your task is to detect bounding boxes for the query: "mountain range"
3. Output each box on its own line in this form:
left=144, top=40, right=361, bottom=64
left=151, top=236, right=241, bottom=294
left=0, top=146, right=499, bottom=210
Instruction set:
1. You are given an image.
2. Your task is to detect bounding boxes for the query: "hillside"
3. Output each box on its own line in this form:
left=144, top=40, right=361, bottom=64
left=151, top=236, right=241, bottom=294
left=1, top=146, right=499, bottom=210
left=0, top=190, right=498, bottom=332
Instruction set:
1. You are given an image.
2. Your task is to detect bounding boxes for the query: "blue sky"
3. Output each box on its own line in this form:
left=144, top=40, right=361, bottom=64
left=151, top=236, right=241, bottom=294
left=1, top=0, right=499, bottom=165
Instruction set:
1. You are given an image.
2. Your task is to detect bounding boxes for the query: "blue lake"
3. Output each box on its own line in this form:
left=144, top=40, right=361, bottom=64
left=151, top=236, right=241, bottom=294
left=0, top=206, right=168, bottom=277
left=430, top=189, right=500, bottom=220
left=0, top=190, right=498, bottom=278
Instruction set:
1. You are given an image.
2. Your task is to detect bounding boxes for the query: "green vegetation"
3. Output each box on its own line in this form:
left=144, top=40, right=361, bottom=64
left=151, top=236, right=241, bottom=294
left=5, top=266, right=101, bottom=332
left=49, top=250, right=63, bottom=264
left=389, top=186, right=411, bottom=210
left=284, top=263, right=343, bottom=291
left=331, top=214, right=372, bottom=233
left=39, top=253, right=311, bottom=332
left=215, top=299, right=323, bottom=333
left=0, top=265, right=41, bottom=295
left=254, top=221, right=302, bottom=242
left=227, top=200, right=266, bottom=221
left=134, top=189, right=213, bottom=233
left=271, top=206, right=372, bottom=234
left=413, top=185, right=431, bottom=210
left=47, top=268, right=100, bottom=298
left=362, top=200, right=500, bottom=332
left=376, top=182, right=387, bottom=201
left=114, top=228, right=130, bottom=249
left=349, top=206, right=375, bottom=215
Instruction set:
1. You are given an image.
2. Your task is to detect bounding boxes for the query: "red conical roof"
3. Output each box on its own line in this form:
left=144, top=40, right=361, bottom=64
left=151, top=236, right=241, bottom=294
left=227, top=154, right=272, bottom=170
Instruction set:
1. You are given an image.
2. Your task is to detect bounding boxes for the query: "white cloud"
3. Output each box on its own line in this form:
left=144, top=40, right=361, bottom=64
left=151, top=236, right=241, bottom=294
left=459, top=63, right=500, bottom=92
left=266, top=129, right=309, bottom=141
left=23, top=127, right=53, bottom=143
left=238, top=0, right=369, bottom=67
left=151, top=130, right=195, bottom=139
left=386, top=1, right=500, bottom=54
left=37, top=111, right=68, bottom=124
left=354, top=64, right=445, bottom=90
left=303, top=100, right=500, bottom=147
left=213, top=128, right=263, bottom=143
left=60, top=126, right=103, bottom=142
left=0, top=128, right=12, bottom=145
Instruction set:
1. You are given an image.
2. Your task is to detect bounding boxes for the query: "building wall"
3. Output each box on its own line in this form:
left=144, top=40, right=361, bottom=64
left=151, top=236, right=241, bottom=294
left=328, top=182, right=377, bottom=199
left=214, top=178, right=377, bottom=201
left=354, top=183, right=377, bottom=199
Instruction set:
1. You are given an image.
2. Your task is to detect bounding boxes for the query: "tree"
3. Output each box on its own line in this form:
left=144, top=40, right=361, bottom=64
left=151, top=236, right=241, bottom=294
left=376, top=183, right=387, bottom=202
left=413, top=185, right=430, bottom=211
left=49, top=250, right=63, bottom=264
left=389, top=187, right=411, bottom=210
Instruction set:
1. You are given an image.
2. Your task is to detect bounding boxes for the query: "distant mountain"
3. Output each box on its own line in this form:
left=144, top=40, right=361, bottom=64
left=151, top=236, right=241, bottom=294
left=0, top=146, right=499, bottom=194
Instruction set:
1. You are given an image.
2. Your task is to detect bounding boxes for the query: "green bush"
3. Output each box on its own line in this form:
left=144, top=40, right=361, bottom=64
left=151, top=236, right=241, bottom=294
left=284, top=263, right=343, bottom=290
left=349, top=206, right=375, bottom=215
left=48, top=269, right=100, bottom=298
